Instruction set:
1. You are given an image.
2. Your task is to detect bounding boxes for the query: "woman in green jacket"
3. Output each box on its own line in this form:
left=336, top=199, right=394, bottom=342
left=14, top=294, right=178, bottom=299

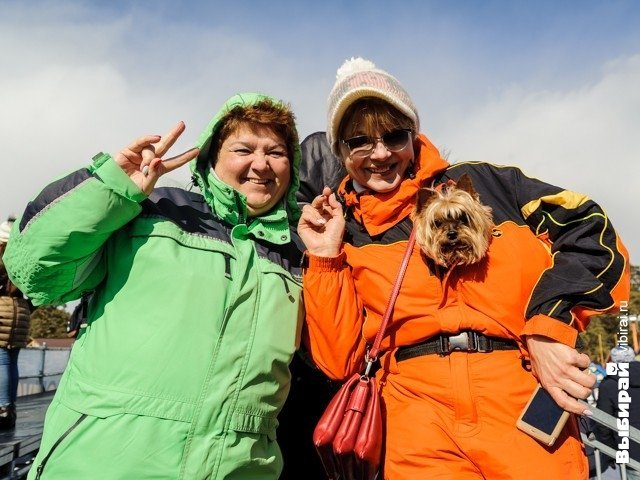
left=3, top=93, right=305, bottom=479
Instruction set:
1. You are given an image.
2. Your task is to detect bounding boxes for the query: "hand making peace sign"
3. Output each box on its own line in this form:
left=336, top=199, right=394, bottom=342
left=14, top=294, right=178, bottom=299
left=115, top=121, right=200, bottom=196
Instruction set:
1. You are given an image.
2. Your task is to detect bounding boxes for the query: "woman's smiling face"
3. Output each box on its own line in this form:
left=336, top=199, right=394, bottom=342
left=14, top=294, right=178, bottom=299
left=339, top=99, right=415, bottom=193
left=213, top=124, right=290, bottom=217
left=341, top=129, right=414, bottom=193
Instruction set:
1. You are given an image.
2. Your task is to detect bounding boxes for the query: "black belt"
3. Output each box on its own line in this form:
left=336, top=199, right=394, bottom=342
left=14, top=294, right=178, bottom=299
left=395, top=331, right=519, bottom=361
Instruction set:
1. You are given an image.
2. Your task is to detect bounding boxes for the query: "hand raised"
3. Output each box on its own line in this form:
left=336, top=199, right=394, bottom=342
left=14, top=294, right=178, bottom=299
left=298, top=187, right=345, bottom=257
left=115, top=121, right=200, bottom=195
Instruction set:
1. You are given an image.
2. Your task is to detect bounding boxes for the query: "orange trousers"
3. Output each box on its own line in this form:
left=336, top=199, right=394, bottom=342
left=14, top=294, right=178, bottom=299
left=378, top=350, right=587, bottom=479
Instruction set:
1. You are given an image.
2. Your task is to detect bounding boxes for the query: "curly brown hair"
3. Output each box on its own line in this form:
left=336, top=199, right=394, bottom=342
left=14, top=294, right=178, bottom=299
left=212, top=98, right=297, bottom=164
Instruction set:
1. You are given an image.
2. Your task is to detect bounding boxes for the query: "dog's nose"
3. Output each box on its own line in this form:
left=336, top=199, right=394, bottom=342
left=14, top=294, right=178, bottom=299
left=447, top=230, right=458, bottom=240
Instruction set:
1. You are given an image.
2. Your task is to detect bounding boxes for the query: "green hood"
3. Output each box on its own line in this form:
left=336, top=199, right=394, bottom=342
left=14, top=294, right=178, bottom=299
left=190, top=93, right=301, bottom=245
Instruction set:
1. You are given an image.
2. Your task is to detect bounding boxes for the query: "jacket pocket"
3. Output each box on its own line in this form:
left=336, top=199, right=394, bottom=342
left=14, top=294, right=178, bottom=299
left=261, top=263, right=302, bottom=299
left=34, top=411, right=88, bottom=479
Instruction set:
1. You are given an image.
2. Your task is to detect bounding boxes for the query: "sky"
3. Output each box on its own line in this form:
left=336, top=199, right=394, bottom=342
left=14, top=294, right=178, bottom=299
left=1, top=0, right=639, bottom=262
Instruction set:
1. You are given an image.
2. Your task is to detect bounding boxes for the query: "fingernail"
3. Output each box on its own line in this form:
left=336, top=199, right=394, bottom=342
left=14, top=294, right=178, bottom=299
left=583, top=409, right=593, bottom=416
left=316, top=218, right=326, bottom=225
left=142, top=165, right=149, bottom=177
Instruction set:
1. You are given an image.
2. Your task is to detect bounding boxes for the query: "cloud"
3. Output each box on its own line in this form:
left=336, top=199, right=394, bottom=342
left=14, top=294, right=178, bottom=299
left=0, top=3, right=327, bottom=218
left=0, top=1, right=637, bottom=263
left=435, top=54, right=640, bottom=261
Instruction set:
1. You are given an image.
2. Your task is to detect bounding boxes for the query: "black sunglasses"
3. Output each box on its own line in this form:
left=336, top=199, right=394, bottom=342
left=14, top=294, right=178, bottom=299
left=341, top=129, right=412, bottom=158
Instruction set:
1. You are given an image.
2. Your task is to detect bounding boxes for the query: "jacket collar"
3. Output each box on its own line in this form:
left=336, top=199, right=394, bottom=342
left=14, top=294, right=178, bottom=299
left=338, top=134, right=449, bottom=236
left=198, top=167, right=291, bottom=243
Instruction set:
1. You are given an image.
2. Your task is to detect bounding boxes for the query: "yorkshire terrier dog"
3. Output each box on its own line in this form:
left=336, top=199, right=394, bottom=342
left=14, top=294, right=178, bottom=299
left=413, top=174, right=494, bottom=269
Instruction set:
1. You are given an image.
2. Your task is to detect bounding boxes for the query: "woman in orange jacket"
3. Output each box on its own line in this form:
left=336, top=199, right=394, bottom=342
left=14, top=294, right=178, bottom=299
left=298, top=58, right=630, bottom=479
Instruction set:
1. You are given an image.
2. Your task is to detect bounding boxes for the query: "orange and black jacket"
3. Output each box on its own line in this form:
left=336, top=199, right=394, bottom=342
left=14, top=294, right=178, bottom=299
left=302, top=133, right=630, bottom=380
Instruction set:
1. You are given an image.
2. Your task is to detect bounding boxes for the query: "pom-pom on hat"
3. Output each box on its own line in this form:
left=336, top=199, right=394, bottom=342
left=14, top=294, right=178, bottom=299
left=326, top=57, right=419, bottom=156
left=610, top=345, right=636, bottom=363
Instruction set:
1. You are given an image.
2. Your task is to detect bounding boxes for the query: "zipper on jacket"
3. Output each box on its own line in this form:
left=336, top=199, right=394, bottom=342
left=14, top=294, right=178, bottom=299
left=223, top=253, right=232, bottom=279
left=273, top=272, right=301, bottom=302
left=234, top=192, right=245, bottom=225
left=35, top=414, right=88, bottom=479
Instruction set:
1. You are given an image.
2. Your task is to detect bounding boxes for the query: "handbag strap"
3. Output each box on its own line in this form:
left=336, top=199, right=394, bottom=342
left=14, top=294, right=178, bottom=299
left=366, top=228, right=416, bottom=366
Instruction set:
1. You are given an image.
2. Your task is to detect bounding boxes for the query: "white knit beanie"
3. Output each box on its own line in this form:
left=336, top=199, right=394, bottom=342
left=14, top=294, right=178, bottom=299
left=610, top=345, right=636, bottom=363
left=326, top=57, right=420, bottom=156
left=0, top=220, right=13, bottom=244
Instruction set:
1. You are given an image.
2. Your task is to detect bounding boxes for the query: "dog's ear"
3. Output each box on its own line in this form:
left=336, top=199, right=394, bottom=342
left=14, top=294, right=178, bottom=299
left=455, top=174, right=479, bottom=199
left=416, top=188, right=437, bottom=210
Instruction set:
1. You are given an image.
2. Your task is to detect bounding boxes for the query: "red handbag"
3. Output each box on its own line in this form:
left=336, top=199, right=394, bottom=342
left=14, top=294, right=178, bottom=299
left=313, top=230, right=416, bottom=480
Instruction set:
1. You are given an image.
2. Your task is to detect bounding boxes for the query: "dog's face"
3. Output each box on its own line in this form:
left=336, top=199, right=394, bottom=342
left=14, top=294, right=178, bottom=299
left=413, top=174, right=494, bottom=268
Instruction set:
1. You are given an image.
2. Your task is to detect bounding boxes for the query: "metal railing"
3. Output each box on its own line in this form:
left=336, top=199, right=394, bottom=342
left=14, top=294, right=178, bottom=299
left=4, top=350, right=639, bottom=479
left=1, top=345, right=71, bottom=480
left=17, top=345, right=71, bottom=396
left=580, top=400, right=640, bottom=479
left=0, top=436, right=40, bottom=480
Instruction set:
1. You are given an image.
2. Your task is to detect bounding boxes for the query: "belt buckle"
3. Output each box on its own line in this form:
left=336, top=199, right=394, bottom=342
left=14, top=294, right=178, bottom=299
left=436, top=332, right=500, bottom=356
left=439, top=331, right=477, bottom=354
left=449, top=332, right=471, bottom=352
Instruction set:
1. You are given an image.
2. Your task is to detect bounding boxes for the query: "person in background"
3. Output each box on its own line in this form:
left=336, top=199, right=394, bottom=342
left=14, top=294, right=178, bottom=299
left=276, top=132, right=345, bottom=480
left=0, top=217, right=33, bottom=430
left=586, top=361, right=608, bottom=405
left=298, top=57, right=630, bottom=479
left=3, top=93, right=305, bottom=479
left=595, top=346, right=640, bottom=480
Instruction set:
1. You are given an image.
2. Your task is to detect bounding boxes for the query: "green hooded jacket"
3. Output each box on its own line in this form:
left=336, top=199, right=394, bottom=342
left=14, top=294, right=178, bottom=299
left=4, top=93, right=305, bottom=479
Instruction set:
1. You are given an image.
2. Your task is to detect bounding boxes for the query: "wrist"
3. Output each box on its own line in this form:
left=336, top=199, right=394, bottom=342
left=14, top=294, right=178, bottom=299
left=305, top=250, right=346, bottom=271
left=308, top=246, right=341, bottom=257
left=521, top=314, right=578, bottom=347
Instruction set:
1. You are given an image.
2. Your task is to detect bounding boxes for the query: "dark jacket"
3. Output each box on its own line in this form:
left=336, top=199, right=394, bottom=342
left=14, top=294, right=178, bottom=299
left=296, top=132, right=346, bottom=206
left=280, top=132, right=344, bottom=479
left=0, top=244, right=32, bottom=348
left=277, top=352, right=341, bottom=480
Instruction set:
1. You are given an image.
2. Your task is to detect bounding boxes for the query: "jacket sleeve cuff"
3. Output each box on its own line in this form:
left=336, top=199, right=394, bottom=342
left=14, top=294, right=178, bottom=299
left=91, top=152, right=147, bottom=203
left=305, top=251, right=346, bottom=271
left=521, top=314, right=578, bottom=347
